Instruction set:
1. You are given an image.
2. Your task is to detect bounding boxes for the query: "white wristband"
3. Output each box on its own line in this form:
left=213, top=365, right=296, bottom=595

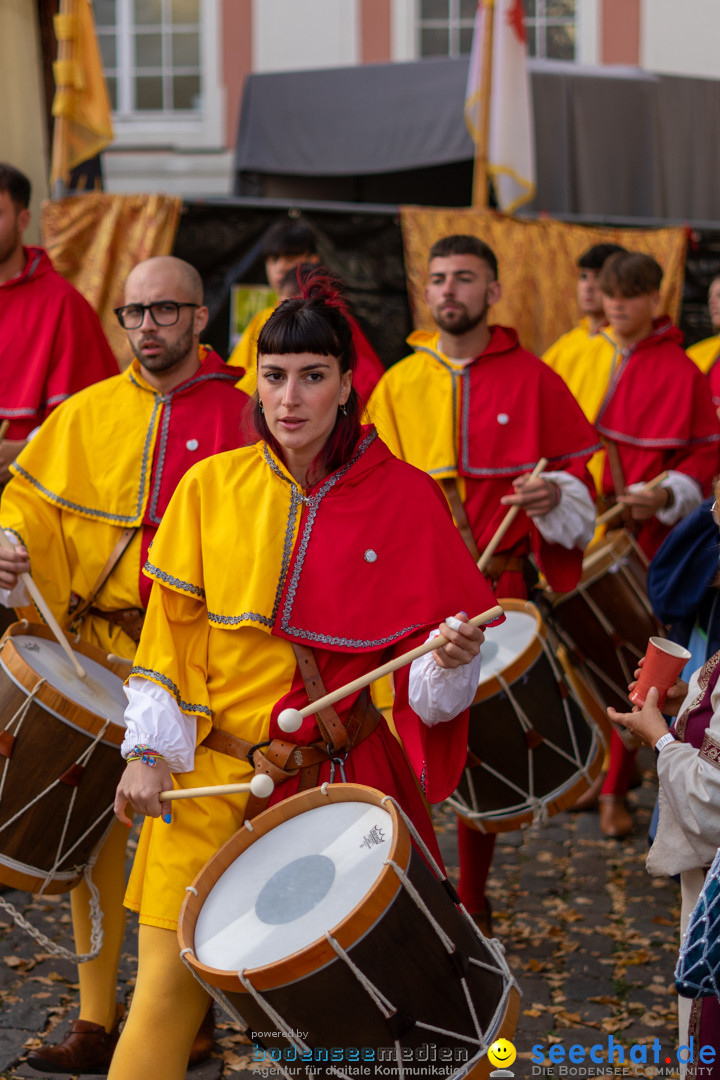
left=654, top=732, right=675, bottom=754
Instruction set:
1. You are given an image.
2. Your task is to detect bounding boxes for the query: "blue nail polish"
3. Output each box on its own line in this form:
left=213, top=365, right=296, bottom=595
left=459, top=610, right=468, bottom=618
left=163, top=813, right=172, bottom=824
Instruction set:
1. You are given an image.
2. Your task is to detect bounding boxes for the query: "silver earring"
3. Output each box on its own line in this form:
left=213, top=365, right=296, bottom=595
left=340, top=403, right=347, bottom=416
left=260, top=402, right=264, bottom=414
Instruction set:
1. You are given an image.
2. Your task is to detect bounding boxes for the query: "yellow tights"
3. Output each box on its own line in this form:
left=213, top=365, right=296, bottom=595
left=71, top=818, right=129, bottom=1031
left=108, top=923, right=210, bottom=1080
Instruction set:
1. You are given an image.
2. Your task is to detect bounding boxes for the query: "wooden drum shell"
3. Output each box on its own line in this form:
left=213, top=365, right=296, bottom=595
left=0, top=623, right=128, bottom=894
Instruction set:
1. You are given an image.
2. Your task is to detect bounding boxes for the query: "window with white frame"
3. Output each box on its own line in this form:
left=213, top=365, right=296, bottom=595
left=415, top=0, right=576, bottom=61
left=416, top=0, right=476, bottom=58
left=93, top=0, right=223, bottom=148
left=524, top=0, right=576, bottom=61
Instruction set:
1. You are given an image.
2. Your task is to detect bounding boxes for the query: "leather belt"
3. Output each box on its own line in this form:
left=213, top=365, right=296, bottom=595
left=482, top=554, right=525, bottom=585
left=87, top=606, right=145, bottom=643
left=201, top=685, right=382, bottom=820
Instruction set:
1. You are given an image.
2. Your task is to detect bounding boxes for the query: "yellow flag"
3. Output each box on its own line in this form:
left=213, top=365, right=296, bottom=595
left=51, top=0, right=114, bottom=184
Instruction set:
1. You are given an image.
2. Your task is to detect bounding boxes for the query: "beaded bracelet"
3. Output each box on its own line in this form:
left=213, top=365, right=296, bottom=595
left=126, top=743, right=164, bottom=768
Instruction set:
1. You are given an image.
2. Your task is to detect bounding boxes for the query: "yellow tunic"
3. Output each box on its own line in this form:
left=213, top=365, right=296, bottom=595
left=687, top=335, right=720, bottom=374
left=0, top=361, right=171, bottom=659
left=542, top=319, right=619, bottom=493
left=227, top=305, right=273, bottom=396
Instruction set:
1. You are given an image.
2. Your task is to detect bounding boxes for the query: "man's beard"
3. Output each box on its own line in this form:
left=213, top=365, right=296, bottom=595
left=131, top=324, right=194, bottom=371
left=434, top=300, right=488, bottom=337
left=0, top=225, right=21, bottom=268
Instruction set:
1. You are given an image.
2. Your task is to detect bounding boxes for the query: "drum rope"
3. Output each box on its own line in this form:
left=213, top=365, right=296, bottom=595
left=0, top=678, right=46, bottom=803
left=179, top=947, right=263, bottom=1048
left=537, top=636, right=589, bottom=776
left=237, top=970, right=315, bottom=1079
left=619, top=554, right=656, bottom=618
left=40, top=720, right=112, bottom=893
left=577, top=587, right=643, bottom=679
left=379, top=796, right=446, bottom=883
left=0, top=864, right=105, bottom=962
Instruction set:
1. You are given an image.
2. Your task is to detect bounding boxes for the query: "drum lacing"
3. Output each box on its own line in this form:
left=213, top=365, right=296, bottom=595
left=0, top=847, right=105, bottom=963
left=537, top=634, right=596, bottom=787
left=0, top=677, right=47, bottom=804
left=0, top=717, right=114, bottom=897
left=236, top=971, right=315, bottom=1080
left=179, top=949, right=263, bottom=1050
left=381, top=798, right=518, bottom=1045
left=574, top=577, right=642, bottom=690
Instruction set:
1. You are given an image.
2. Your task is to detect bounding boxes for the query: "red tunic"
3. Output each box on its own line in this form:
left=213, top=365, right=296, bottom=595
left=595, top=319, right=720, bottom=557
left=0, top=247, right=118, bottom=438
left=457, top=327, right=599, bottom=594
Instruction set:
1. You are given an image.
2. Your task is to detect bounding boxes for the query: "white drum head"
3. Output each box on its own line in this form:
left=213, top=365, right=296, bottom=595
left=194, top=801, right=394, bottom=972
left=478, top=609, right=538, bottom=684
left=7, top=636, right=126, bottom=723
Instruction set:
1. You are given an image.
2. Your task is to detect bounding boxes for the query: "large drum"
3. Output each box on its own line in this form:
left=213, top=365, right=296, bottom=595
left=179, top=784, right=519, bottom=1080
left=446, top=599, right=607, bottom=833
left=540, top=530, right=663, bottom=714
left=0, top=622, right=128, bottom=894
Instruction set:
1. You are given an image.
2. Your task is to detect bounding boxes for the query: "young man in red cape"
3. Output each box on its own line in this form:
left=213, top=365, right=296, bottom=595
left=369, top=234, right=599, bottom=932
left=0, top=163, right=118, bottom=483
left=592, top=250, right=720, bottom=837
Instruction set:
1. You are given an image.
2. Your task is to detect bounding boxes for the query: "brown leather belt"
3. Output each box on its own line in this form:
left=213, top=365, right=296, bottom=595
left=88, top=606, right=145, bottom=643
left=201, top=685, right=382, bottom=820
left=482, top=554, right=525, bottom=585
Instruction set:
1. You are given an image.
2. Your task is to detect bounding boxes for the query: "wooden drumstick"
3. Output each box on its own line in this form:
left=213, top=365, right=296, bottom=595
left=596, top=471, right=669, bottom=527
left=477, top=458, right=549, bottom=572
left=0, top=421, right=9, bottom=443
left=0, top=530, right=87, bottom=680
left=159, top=774, right=275, bottom=802
left=276, top=603, right=504, bottom=733
left=107, top=653, right=133, bottom=666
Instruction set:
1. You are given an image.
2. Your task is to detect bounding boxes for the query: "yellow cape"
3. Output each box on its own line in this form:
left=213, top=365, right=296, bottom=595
left=687, top=335, right=720, bottom=374
left=227, top=306, right=273, bottom=396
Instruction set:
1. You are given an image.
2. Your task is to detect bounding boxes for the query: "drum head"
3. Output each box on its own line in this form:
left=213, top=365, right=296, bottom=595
left=194, top=801, right=394, bottom=973
left=478, top=608, right=538, bottom=684
left=6, top=635, right=126, bottom=723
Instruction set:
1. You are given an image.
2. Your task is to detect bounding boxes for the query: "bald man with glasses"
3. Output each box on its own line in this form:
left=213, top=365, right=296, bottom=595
left=0, top=256, right=250, bottom=1074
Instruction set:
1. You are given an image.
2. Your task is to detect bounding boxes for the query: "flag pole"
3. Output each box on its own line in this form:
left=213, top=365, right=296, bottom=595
left=471, top=0, right=495, bottom=209
left=50, top=0, right=72, bottom=198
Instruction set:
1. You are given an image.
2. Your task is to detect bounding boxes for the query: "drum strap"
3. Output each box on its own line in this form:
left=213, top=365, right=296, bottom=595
left=201, top=686, right=382, bottom=820
left=602, top=438, right=634, bottom=530
left=69, top=527, right=140, bottom=631
left=438, top=478, right=481, bottom=561
left=290, top=642, right=349, bottom=752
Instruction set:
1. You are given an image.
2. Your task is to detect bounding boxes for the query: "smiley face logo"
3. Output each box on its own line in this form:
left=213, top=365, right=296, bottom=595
left=488, top=1039, right=517, bottom=1069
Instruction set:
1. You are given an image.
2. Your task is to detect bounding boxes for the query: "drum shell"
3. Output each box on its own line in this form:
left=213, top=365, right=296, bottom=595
left=0, top=623, right=127, bottom=894
left=179, top=784, right=519, bottom=1080
left=448, top=601, right=605, bottom=832
left=541, top=531, right=662, bottom=714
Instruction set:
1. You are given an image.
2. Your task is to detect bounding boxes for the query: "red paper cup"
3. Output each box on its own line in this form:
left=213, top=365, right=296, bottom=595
left=629, top=636, right=691, bottom=708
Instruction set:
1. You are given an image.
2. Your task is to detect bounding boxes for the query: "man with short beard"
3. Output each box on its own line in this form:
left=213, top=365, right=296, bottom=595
left=368, top=234, right=598, bottom=933
left=0, top=255, right=250, bottom=1074
left=0, top=163, right=117, bottom=483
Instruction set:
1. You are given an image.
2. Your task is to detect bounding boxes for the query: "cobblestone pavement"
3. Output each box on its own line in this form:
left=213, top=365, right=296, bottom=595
left=0, top=750, right=681, bottom=1079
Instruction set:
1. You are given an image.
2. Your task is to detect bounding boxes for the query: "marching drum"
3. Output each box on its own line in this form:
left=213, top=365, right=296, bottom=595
left=540, top=530, right=663, bottom=714
left=446, top=600, right=606, bottom=833
left=0, top=623, right=128, bottom=894
left=179, top=784, right=519, bottom=1080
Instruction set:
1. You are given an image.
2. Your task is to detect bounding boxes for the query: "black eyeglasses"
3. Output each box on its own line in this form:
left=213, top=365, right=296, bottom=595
left=114, top=301, right=199, bottom=329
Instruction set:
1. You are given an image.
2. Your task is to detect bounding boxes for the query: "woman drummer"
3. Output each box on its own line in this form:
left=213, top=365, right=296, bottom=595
left=109, top=273, right=500, bottom=1078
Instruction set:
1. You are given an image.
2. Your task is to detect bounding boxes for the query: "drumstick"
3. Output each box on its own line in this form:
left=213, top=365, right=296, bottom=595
left=107, top=653, right=133, bottom=666
left=477, top=458, right=549, bottom=572
left=159, top=774, right=275, bottom=802
left=0, top=530, right=87, bottom=680
left=0, top=421, right=9, bottom=443
left=596, top=471, right=669, bottom=527
left=277, top=603, right=504, bottom=733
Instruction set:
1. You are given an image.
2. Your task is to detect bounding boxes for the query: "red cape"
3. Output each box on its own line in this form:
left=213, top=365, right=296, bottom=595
left=138, top=350, right=250, bottom=604
left=0, top=248, right=118, bottom=437
left=458, top=327, right=599, bottom=592
left=596, top=319, right=720, bottom=555
left=269, top=430, right=502, bottom=802
left=348, top=315, right=386, bottom=404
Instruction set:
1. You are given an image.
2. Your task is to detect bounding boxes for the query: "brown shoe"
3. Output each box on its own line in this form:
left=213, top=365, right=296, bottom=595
left=26, top=1003, right=123, bottom=1075
left=568, top=771, right=605, bottom=812
left=599, top=794, right=633, bottom=838
left=188, top=1003, right=215, bottom=1067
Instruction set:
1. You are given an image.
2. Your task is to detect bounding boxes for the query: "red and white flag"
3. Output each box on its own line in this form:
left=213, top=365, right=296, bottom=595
left=464, top=0, right=536, bottom=213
